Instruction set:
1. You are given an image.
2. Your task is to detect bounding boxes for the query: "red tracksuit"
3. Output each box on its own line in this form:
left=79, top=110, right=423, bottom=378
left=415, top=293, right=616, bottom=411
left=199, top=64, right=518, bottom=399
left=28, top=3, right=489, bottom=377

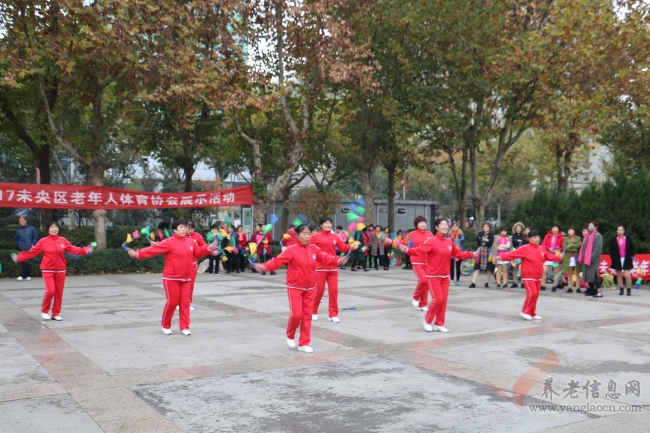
left=16, top=235, right=89, bottom=317
left=501, top=244, right=560, bottom=317
left=136, top=234, right=212, bottom=331
left=187, top=232, right=206, bottom=304
left=262, top=243, right=340, bottom=347
left=406, top=229, right=434, bottom=308
left=310, top=230, right=351, bottom=318
left=407, top=233, right=474, bottom=326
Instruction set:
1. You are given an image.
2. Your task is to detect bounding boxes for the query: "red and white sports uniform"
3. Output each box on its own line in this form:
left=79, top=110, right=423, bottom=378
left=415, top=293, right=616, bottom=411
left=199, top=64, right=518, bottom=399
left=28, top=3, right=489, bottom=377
left=136, top=234, right=213, bottom=331
left=309, top=230, right=351, bottom=318
left=406, top=233, right=474, bottom=326
left=187, top=232, right=206, bottom=304
left=405, top=229, right=434, bottom=308
left=16, top=235, right=89, bottom=317
left=262, top=244, right=340, bottom=347
left=501, top=244, right=560, bottom=317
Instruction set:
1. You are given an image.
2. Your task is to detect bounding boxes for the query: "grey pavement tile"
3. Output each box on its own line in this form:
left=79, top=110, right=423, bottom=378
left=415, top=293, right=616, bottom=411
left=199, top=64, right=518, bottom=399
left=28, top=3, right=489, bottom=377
left=0, top=394, right=104, bottom=433
left=132, top=356, right=589, bottom=433
left=0, top=337, right=54, bottom=389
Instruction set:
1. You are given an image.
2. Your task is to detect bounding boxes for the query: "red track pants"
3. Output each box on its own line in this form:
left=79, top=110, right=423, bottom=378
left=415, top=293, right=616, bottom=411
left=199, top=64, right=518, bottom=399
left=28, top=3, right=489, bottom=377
left=41, top=272, right=66, bottom=316
left=287, top=288, right=315, bottom=347
left=162, top=279, right=192, bottom=331
left=190, top=265, right=198, bottom=304
left=412, top=264, right=428, bottom=308
left=424, top=277, right=450, bottom=326
left=313, top=271, right=339, bottom=318
left=522, top=279, right=541, bottom=317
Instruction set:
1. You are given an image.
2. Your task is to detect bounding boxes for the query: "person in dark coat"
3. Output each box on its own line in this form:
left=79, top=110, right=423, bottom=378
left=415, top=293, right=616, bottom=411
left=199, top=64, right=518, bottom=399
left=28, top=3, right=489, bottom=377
left=578, top=221, right=604, bottom=298
left=609, top=225, right=636, bottom=296
left=14, top=216, right=39, bottom=281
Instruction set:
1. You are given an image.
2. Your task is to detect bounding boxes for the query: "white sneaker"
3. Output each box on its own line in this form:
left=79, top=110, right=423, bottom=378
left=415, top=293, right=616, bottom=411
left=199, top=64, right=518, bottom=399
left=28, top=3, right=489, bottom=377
left=287, top=338, right=296, bottom=348
left=411, top=299, right=419, bottom=308
left=418, top=306, right=429, bottom=312
left=181, top=329, right=192, bottom=336
left=17, top=276, right=23, bottom=281
left=328, top=317, right=340, bottom=323
left=532, top=315, right=542, bottom=320
left=423, top=320, right=433, bottom=332
left=520, top=312, right=532, bottom=320
left=41, top=312, right=51, bottom=320
left=190, top=305, right=195, bottom=311
left=298, top=346, right=314, bottom=353
left=312, top=314, right=318, bottom=321
left=162, top=327, right=172, bottom=335
left=26, top=277, right=31, bottom=281
left=433, top=325, right=449, bottom=333
left=52, top=316, right=62, bottom=321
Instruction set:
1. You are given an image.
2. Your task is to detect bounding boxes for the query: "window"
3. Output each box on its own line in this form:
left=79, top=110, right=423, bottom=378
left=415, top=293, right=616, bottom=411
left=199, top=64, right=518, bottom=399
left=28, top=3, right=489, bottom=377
left=341, top=207, right=350, bottom=213
left=378, top=207, right=388, bottom=214
left=397, top=208, right=407, bottom=214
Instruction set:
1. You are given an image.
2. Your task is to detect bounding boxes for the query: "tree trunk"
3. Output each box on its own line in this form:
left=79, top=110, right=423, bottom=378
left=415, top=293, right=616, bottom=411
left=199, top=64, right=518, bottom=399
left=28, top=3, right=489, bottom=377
left=448, top=147, right=468, bottom=230
left=183, top=163, right=195, bottom=193
left=253, top=200, right=269, bottom=226
left=555, top=138, right=574, bottom=193
left=360, top=162, right=376, bottom=226
left=36, top=146, right=53, bottom=227
left=280, top=182, right=292, bottom=233
left=385, top=159, right=398, bottom=232
left=87, top=166, right=107, bottom=249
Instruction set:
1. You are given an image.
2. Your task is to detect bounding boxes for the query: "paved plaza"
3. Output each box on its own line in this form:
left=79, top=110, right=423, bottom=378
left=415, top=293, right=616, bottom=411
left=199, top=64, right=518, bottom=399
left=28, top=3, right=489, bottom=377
left=1, top=268, right=649, bottom=432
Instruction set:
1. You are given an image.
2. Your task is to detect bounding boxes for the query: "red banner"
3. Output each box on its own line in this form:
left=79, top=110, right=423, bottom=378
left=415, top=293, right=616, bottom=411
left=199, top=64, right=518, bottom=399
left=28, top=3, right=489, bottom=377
left=598, top=254, right=650, bottom=280
left=0, top=182, right=253, bottom=210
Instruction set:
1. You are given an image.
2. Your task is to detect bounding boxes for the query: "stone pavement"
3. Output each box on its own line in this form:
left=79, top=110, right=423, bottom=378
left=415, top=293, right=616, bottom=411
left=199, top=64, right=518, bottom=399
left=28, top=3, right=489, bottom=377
left=1, top=268, right=649, bottom=432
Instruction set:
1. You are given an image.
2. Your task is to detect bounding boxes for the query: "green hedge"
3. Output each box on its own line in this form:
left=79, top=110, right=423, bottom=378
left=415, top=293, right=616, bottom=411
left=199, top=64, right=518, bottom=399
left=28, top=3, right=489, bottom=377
left=0, top=249, right=164, bottom=278
left=505, top=168, right=650, bottom=253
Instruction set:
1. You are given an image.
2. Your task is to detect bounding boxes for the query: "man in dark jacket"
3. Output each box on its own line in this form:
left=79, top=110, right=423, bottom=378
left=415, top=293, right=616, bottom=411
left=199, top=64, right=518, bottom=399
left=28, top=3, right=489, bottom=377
left=15, top=217, right=39, bottom=281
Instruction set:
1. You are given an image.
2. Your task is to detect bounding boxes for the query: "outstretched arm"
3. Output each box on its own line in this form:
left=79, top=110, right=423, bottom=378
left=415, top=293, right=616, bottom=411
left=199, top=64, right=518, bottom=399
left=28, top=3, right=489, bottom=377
left=16, top=240, right=44, bottom=262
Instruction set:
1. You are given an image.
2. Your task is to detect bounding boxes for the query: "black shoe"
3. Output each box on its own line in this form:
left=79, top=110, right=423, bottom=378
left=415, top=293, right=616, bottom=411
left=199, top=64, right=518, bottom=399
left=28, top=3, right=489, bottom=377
left=551, top=287, right=557, bottom=292
left=496, top=284, right=501, bottom=289
left=541, top=286, right=546, bottom=291
left=469, top=283, right=476, bottom=288
left=511, top=283, right=518, bottom=288
left=252, top=269, right=258, bottom=273
left=364, top=268, right=370, bottom=272
left=484, top=283, right=489, bottom=288
left=521, top=283, right=525, bottom=288
left=384, top=267, right=389, bottom=270
left=593, top=293, right=603, bottom=298
left=270, top=271, right=276, bottom=275
left=576, top=288, right=582, bottom=293
left=566, top=288, right=573, bottom=293
left=351, top=268, right=358, bottom=271
left=627, top=288, right=632, bottom=296
left=619, top=287, right=625, bottom=296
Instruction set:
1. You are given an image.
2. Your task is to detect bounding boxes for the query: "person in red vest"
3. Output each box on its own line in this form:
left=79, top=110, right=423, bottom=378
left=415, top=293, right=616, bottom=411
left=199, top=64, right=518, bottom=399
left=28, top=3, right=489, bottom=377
left=501, top=229, right=562, bottom=320
left=541, top=224, right=565, bottom=291
left=253, top=224, right=347, bottom=353
left=126, top=219, right=217, bottom=335
left=310, top=217, right=358, bottom=323
left=14, top=221, right=93, bottom=321
left=400, top=218, right=473, bottom=332
left=249, top=224, right=276, bottom=275
left=407, top=216, right=434, bottom=311
left=186, top=221, right=205, bottom=311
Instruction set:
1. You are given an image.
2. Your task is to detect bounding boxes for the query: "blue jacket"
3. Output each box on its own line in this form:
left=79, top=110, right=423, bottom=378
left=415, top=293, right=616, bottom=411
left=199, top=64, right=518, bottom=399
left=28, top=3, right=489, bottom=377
left=15, top=225, right=39, bottom=251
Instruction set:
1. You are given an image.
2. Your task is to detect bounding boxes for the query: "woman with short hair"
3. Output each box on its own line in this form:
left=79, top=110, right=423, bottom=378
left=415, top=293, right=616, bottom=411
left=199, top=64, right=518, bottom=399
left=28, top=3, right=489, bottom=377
left=578, top=221, right=604, bottom=298
left=470, top=223, right=495, bottom=288
left=609, top=225, right=636, bottom=296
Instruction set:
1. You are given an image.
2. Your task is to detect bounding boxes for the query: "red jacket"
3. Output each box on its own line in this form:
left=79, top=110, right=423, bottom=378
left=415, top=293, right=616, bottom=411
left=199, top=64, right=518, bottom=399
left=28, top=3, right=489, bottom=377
left=17, top=234, right=89, bottom=272
left=310, top=230, right=351, bottom=271
left=187, top=232, right=206, bottom=267
left=236, top=232, right=248, bottom=248
left=250, top=231, right=273, bottom=255
left=542, top=232, right=564, bottom=252
left=501, top=243, right=560, bottom=280
left=262, top=243, right=341, bottom=290
left=406, top=233, right=473, bottom=277
left=136, top=234, right=212, bottom=281
left=404, top=229, right=434, bottom=264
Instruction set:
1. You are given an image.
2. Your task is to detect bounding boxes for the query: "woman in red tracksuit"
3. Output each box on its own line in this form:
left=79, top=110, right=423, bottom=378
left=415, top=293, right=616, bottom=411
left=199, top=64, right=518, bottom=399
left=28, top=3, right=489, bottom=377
left=401, top=218, right=473, bottom=332
left=501, top=229, right=562, bottom=321
left=127, top=219, right=217, bottom=335
left=15, top=221, right=93, bottom=321
left=407, top=216, right=434, bottom=311
left=310, top=217, right=357, bottom=323
left=186, top=221, right=206, bottom=310
left=254, top=224, right=346, bottom=353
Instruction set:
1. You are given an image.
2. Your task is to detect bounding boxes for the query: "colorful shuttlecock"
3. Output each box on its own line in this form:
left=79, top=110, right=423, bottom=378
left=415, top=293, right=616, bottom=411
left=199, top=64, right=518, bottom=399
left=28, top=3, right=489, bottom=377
left=292, top=218, right=303, bottom=227
left=206, top=232, right=215, bottom=243
left=356, top=206, right=365, bottom=215
left=249, top=242, right=257, bottom=256
left=346, top=212, right=359, bottom=222
left=349, top=203, right=358, bottom=212
left=283, top=233, right=291, bottom=239
left=90, top=242, right=97, bottom=248
left=140, top=226, right=151, bottom=236
left=10, top=252, right=18, bottom=263
left=219, top=229, right=228, bottom=238
left=164, top=228, right=171, bottom=238
left=225, top=246, right=233, bottom=253
left=149, top=233, right=155, bottom=241
left=221, top=256, right=228, bottom=262
left=270, top=214, right=279, bottom=225
left=263, top=224, right=273, bottom=234
left=157, top=230, right=164, bottom=240
left=356, top=223, right=366, bottom=231
left=132, top=230, right=140, bottom=239
left=348, top=222, right=356, bottom=232
left=126, top=234, right=133, bottom=243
